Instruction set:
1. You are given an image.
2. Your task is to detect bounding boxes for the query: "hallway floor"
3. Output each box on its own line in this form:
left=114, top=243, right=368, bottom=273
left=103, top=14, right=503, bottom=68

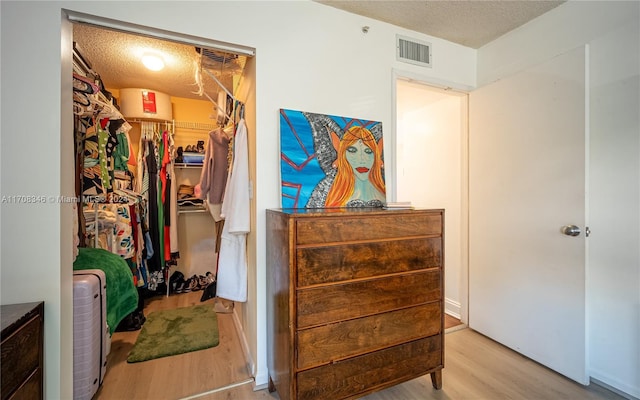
left=95, top=294, right=622, bottom=400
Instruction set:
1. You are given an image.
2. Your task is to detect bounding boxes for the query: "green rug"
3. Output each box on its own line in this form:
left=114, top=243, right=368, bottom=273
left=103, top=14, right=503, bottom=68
left=127, top=305, right=219, bottom=363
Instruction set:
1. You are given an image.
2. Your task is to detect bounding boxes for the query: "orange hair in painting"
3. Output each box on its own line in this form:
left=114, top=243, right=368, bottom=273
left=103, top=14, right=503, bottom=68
left=325, top=126, right=385, bottom=207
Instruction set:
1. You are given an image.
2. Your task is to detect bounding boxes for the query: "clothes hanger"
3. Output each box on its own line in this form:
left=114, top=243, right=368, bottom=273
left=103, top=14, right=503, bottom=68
left=73, top=73, right=100, bottom=95
left=113, top=188, right=140, bottom=204
left=92, top=95, right=121, bottom=120
left=73, top=100, right=94, bottom=117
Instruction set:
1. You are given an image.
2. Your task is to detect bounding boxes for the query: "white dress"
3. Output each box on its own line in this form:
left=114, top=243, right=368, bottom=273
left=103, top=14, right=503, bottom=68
left=216, top=119, right=250, bottom=302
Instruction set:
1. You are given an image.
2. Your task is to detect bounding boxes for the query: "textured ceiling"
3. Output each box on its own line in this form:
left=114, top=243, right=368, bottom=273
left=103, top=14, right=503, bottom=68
left=315, top=0, right=566, bottom=49
left=72, top=1, right=565, bottom=103
left=73, top=23, right=247, bottom=102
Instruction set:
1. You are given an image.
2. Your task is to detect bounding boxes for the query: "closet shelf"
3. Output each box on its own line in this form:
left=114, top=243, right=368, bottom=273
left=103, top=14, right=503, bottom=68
left=173, top=121, right=218, bottom=131
left=178, top=205, right=207, bottom=214
left=175, top=163, right=203, bottom=169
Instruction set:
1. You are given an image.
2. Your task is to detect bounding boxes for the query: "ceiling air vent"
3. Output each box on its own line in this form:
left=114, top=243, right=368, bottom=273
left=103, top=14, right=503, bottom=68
left=396, top=35, right=432, bottom=68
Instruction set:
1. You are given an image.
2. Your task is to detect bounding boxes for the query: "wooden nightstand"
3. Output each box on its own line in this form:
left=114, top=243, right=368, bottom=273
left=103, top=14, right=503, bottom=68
left=1, top=301, right=44, bottom=400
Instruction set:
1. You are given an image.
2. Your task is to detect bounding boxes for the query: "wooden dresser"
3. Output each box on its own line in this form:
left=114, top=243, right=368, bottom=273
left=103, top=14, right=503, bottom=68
left=266, top=208, right=444, bottom=400
left=1, top=301, right=44, bottom=400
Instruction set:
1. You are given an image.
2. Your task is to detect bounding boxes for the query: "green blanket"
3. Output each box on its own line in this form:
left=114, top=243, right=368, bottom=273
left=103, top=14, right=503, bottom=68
left=73, top=247, right=139, bottom=335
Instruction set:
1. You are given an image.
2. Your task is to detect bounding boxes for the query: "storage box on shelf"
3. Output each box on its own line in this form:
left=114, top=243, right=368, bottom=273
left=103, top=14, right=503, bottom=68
left=180, top=152, right=204, bottom=165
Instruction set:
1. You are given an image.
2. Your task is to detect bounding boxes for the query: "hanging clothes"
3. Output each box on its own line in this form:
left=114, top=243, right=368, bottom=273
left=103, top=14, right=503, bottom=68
left=146, top=139, right=162, bottom=272
left=195, top=127, right=231, bottom=256
left=216, top=118, right=250, bottom=302
left=195, top=127, right=231, bottom=221
left=113, top=130, right=130, bottom=171
left=168, top=133, right=180, bottom=257
left=159, top=130, right=172, bottom=263
left=82, top=120, right=106, bottom=196
left=72, top=64, right=151, bottom=292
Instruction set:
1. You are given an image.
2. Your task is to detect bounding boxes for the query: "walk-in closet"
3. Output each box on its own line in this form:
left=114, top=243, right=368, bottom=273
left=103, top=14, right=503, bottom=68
left=71, top=21, right=256, bottom=399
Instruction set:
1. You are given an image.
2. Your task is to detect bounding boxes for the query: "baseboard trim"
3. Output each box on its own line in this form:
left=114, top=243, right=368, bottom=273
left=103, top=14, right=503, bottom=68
left=179, top=378, right=254, bottom=400
left=590, top=376, right=639, bottom=400
left=445, top=297, right=461, bottom=319
left=252, top=360, right=270, bottom=391
left=252, top=380, right=268, bottom=391
left=230, top=308, right=255, bottom=379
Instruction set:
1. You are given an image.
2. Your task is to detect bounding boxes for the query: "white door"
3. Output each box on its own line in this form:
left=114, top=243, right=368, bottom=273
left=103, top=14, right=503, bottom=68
left=468, top=46, right=588, bottom=384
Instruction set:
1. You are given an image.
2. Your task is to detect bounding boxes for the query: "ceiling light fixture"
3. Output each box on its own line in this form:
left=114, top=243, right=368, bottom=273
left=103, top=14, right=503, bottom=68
left=141, top=53, right=165, bottom=71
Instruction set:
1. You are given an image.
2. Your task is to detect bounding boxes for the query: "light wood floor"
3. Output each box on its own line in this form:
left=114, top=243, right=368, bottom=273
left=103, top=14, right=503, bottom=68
left=96, top=291, right=253, bottom=400
left=96, top=293, right=625, bottom=400
left=444, top=314, right=462, bottom=330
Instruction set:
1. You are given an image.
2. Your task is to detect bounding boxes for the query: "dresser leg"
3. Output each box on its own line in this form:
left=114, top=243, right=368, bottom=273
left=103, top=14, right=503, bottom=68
left=430, top=370, right=443, bottom=389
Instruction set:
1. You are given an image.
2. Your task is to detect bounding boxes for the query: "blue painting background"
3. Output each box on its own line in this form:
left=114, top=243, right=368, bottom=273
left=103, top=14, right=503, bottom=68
left=279, top=109, right=383, bottom=208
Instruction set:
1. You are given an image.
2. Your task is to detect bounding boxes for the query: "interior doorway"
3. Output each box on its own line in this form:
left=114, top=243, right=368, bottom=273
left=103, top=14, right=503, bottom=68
left=395, top=77, right=468, bottom=323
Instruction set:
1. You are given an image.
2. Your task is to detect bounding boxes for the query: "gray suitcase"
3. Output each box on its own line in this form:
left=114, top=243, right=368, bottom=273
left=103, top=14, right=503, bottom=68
left=73, top=269, right=108, bottom=400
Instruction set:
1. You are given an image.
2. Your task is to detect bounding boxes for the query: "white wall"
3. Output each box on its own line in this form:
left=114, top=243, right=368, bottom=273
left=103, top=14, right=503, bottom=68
left=588, top=17, right=640, bottom=399
left=476, top=1, right=640, bottom=397
left=477, top=1, right=638, bottom=87
left=0, top=2, right=475, bottom=398
left=0, top=4, right=76, bottom=398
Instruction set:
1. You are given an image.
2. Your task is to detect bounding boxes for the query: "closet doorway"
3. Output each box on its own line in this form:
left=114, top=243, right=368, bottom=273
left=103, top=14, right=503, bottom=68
left=394, top=77, right=468, bottom=324
left=70, top=17, right=258, bottom=399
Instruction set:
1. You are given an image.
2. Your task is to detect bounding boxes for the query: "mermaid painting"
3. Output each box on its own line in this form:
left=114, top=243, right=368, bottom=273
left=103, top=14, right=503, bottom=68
left=279, top=109, right=385, bottom=208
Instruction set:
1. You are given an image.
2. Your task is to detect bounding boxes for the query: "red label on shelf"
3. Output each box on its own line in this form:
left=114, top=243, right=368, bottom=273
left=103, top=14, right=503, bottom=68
left=142, top=91, right=157, bottom=113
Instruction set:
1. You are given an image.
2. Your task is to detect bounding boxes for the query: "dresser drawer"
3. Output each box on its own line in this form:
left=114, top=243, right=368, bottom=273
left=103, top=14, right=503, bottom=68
left=1, top=315, right=42, bottom=400
left=295, top=212, right=442, bottom=245
left=297, top=335, right=442, bottom=400
left=297, top=302, right=441, bottom=369
left=297, top=270, right=441, bottom=328
left=267, top=209, right=444, bottom=400
left=7, top=368, right=41, bottom=400
left=297, top=237, right=442, bottom=287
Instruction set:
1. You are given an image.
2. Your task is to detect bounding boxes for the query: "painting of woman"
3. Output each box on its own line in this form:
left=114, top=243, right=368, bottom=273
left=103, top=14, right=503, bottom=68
left=279, top=109, right=386, bottom=208
left=324, top=126, right=385, bottom=207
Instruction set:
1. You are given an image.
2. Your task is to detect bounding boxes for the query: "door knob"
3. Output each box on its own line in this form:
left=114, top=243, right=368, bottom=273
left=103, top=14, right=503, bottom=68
left=561, top=225, right=581, bottom=237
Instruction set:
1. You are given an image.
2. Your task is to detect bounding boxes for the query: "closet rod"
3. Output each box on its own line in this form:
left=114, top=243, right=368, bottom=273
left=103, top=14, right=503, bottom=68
left=202, top=91, right=219, bottom=110
left=203, top=69, right=234, bottom=100
left=130, top=119, right=217, bottom=131
left=73, top=43, right=94, bottom=76
left=173, top=121, right=218, bottom=131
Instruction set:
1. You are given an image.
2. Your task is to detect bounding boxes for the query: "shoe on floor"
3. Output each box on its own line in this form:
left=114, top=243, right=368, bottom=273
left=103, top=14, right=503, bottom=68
left=174, top=278, right=186, bottom=294
left=200, top=282, right=217, bottom=302
left=182, top=277, right=193, bottom=293
left=188, top=275, right=200, bottom=291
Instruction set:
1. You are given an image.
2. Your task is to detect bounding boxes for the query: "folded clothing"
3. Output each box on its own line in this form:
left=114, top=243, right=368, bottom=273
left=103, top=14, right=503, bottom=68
left=177, top=184, right=204, bottom=207
left=177, top=199, right=204, bottom=207
left=178, top=184, right=195, bottom=199
left=182, top=152, right=204, bottom=164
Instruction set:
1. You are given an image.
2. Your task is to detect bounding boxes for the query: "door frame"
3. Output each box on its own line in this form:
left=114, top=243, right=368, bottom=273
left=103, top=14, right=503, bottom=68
left=61, top=8, right=263, bottom=388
